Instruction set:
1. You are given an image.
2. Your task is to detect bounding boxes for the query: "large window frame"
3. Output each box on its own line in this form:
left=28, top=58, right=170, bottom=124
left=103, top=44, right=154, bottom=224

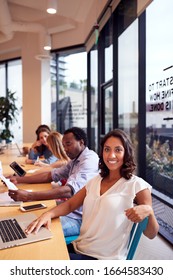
left=0, top=58, right=22, bottom=143
left=145, top=0, right=173, bottom=245
left=52, top=46, right=87, bottom=134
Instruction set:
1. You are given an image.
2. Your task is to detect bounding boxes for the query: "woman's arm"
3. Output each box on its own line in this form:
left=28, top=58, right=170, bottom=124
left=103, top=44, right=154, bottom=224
left=25, top=186, right=86, bottom=234
left=125, top=188, right=159, bottom=239
left=27, top=141, right=42, bottom=161
left=31, top=140, right=42, bottom=150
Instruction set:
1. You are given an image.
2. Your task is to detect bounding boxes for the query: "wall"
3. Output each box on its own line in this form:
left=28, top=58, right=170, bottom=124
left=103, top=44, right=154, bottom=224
left=0, top=31, right=49, bottom=142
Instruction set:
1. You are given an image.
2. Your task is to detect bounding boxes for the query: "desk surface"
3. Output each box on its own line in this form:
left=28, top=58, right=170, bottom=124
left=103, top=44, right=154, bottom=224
left=0, top=145, right=69, bottom=260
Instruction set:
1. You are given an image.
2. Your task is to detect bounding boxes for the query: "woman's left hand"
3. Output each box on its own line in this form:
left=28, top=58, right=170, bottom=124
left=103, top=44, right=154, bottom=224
left=25, top=212, right=52, bottom=234
left=34, top=161, right=48, bottom=167
left=125, top=205, right=153, bottom=223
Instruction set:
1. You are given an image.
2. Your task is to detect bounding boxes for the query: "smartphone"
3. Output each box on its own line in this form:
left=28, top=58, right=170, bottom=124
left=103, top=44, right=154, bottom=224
left=20, top=203, right=47, bottom=212
left=9, top=161, right=26, bottom=177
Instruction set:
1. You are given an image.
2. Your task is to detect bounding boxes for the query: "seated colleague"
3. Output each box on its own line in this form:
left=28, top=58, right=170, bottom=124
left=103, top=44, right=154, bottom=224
left=25, top=129, right=159, bottom=260
left=9, top=127, right=99, bottom=237
left=26, top=125, right=57, bottom=165
left=34, top=131, right=70, bottom=168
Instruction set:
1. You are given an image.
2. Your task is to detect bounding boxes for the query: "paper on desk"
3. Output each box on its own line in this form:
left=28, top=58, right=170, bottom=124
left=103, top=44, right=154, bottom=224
left=27, top=169, right=38, bottom=173
left=0, top=192, right=22, bottom=206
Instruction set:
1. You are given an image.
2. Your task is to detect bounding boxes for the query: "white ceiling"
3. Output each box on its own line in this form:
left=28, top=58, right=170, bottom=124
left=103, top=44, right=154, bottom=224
left=9, top=0, right=95, bottom=29
left=0, top=0, right=97, bottom=43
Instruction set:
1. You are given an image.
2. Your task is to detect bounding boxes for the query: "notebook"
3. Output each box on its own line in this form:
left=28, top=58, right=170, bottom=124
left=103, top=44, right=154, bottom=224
left=0, top=212, right=52, bottom=250
left=0, top=174, right=18, bottom=190
left=0, top=192, right=22, bottom=207
left=0, top=175, right=22, bottom=206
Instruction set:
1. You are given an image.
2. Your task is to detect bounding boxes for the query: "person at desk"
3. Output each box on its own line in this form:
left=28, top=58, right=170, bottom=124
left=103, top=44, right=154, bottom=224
left=8, top=127, right=99, bottom=237
left=26, top=124, right=57, bottom=165
left=25, top=129, right=159, bottom=260
left=34, top=131, right=70, bottom=168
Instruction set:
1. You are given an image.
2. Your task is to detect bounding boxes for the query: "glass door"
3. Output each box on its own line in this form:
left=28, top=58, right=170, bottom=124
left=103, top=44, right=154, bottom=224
left=100, top=81, right=113, bottom=139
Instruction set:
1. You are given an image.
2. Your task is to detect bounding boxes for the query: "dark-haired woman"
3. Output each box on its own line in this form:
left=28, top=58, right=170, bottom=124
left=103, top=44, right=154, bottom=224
left=26, top=126, right=57, bottom=165
left=25, top=129, right=159, bottom=260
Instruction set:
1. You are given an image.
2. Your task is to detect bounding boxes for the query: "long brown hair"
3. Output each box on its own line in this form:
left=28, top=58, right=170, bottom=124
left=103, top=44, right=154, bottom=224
left=99, top=129, right=136, bottom=179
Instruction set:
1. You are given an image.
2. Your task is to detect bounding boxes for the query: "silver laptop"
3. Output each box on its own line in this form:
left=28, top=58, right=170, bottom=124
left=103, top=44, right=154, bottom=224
left=15, top=143, right=25, bottom=157
left=0, top=213, right=52, bottom=250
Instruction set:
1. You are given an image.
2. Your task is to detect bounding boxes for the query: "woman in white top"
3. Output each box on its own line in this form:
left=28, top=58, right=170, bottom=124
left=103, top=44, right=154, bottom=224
left=25, top=129, right=159, bottom=260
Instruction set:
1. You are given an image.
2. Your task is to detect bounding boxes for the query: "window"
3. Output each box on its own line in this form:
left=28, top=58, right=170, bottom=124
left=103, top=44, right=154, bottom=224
left=54, top=48, right=87, bottom=133
left=146, top=0, right=173, bottom=245
left=99, top=15, right=113, bottom=141
left=118, top=20, right=138, bottom=160
left=0, top=64, right=5, bottom=97
left=90, top=46, right=98, bottom=151
left=0, top=59, right=22, bottom=143
left=50, top=54, right=57, bottom=130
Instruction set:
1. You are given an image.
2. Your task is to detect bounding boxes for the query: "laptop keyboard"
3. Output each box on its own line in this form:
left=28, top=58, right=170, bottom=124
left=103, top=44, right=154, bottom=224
left=0, top=219, right=27, bottom=243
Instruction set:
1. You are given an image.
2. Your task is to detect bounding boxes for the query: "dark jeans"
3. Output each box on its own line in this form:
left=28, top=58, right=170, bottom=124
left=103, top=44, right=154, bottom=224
left=67, top=243, right=97, bottom=260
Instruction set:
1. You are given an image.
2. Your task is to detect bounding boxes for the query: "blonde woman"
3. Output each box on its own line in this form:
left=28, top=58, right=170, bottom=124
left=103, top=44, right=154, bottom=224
left=34, top=131, right=69, bottom=168
left=26, top=126, right=57, bottom=165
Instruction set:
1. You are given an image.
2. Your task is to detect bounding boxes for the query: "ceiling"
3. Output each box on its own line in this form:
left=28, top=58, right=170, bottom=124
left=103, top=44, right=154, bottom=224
left=0, top=0, right=103, bottom=50
left=0, top=1, right=152, bottom=56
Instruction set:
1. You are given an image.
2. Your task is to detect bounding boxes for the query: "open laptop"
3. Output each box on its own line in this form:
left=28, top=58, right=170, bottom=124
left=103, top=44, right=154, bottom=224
left=0, top=212, right=52, bottom=250
left=15, top=143, right=25, bottom=157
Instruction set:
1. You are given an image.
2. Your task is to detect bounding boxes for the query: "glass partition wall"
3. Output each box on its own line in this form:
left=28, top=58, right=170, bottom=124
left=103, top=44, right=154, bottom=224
left=54, top=49, right=87, bottom=133
left=146, top=0, right=173, bottom=245
left=118, top=19, right=138, bottom=165
left=89, top=46, right=98, bottom=151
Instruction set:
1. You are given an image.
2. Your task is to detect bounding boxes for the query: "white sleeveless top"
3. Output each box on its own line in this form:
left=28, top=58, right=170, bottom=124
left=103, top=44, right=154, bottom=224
left=72, top=174, right=151, bottom=260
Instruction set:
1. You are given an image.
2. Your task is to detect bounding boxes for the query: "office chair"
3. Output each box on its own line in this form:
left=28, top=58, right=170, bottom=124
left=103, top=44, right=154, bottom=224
left=65, top=235, right=79, bottom=245
left=126, top=217, right=148, bottom=260
left=65, top=217, right=148, bottom=259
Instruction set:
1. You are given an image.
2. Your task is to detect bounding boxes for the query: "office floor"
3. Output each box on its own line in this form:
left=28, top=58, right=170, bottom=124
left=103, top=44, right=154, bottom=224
left=134, top=233, right=173, bottom=260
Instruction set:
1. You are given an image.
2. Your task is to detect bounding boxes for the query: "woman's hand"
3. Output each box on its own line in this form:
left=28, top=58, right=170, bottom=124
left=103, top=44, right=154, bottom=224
left=25, top=212, right=52, bottom=234
left=25, top=158, right=34, bottom=164
left=125, top=205, right=153, bottom=223
left=34, top=161, right=48, bottom=167
left=31, top=140, right=42, bottom=149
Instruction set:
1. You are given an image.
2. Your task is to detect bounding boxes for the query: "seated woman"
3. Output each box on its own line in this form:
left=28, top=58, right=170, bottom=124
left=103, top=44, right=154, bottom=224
left=26, top=125, right=57, bottom=165
left=34, top=131, right=69, bottom=168
left=25, top=129, right=159, bottom=260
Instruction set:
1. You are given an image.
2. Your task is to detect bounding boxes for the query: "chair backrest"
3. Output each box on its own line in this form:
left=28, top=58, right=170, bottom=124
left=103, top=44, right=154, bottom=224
left=65, top=235, right=79, bottom=245
left=126, top=217, right=148, bottom=260
left=65, top=217, right=148, bottom=259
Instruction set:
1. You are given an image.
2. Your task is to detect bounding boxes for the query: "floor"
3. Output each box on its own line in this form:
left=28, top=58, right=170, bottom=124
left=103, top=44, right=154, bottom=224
left=134, top=233, right=173, bottom=260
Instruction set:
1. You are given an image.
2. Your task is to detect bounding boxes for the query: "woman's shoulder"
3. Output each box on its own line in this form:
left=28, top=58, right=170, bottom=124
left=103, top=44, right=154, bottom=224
left=130, top=174, right=149, bottom=183
left=128, top=174, right=152, bottom=191
left=86, top=174, right=102, bottom=188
